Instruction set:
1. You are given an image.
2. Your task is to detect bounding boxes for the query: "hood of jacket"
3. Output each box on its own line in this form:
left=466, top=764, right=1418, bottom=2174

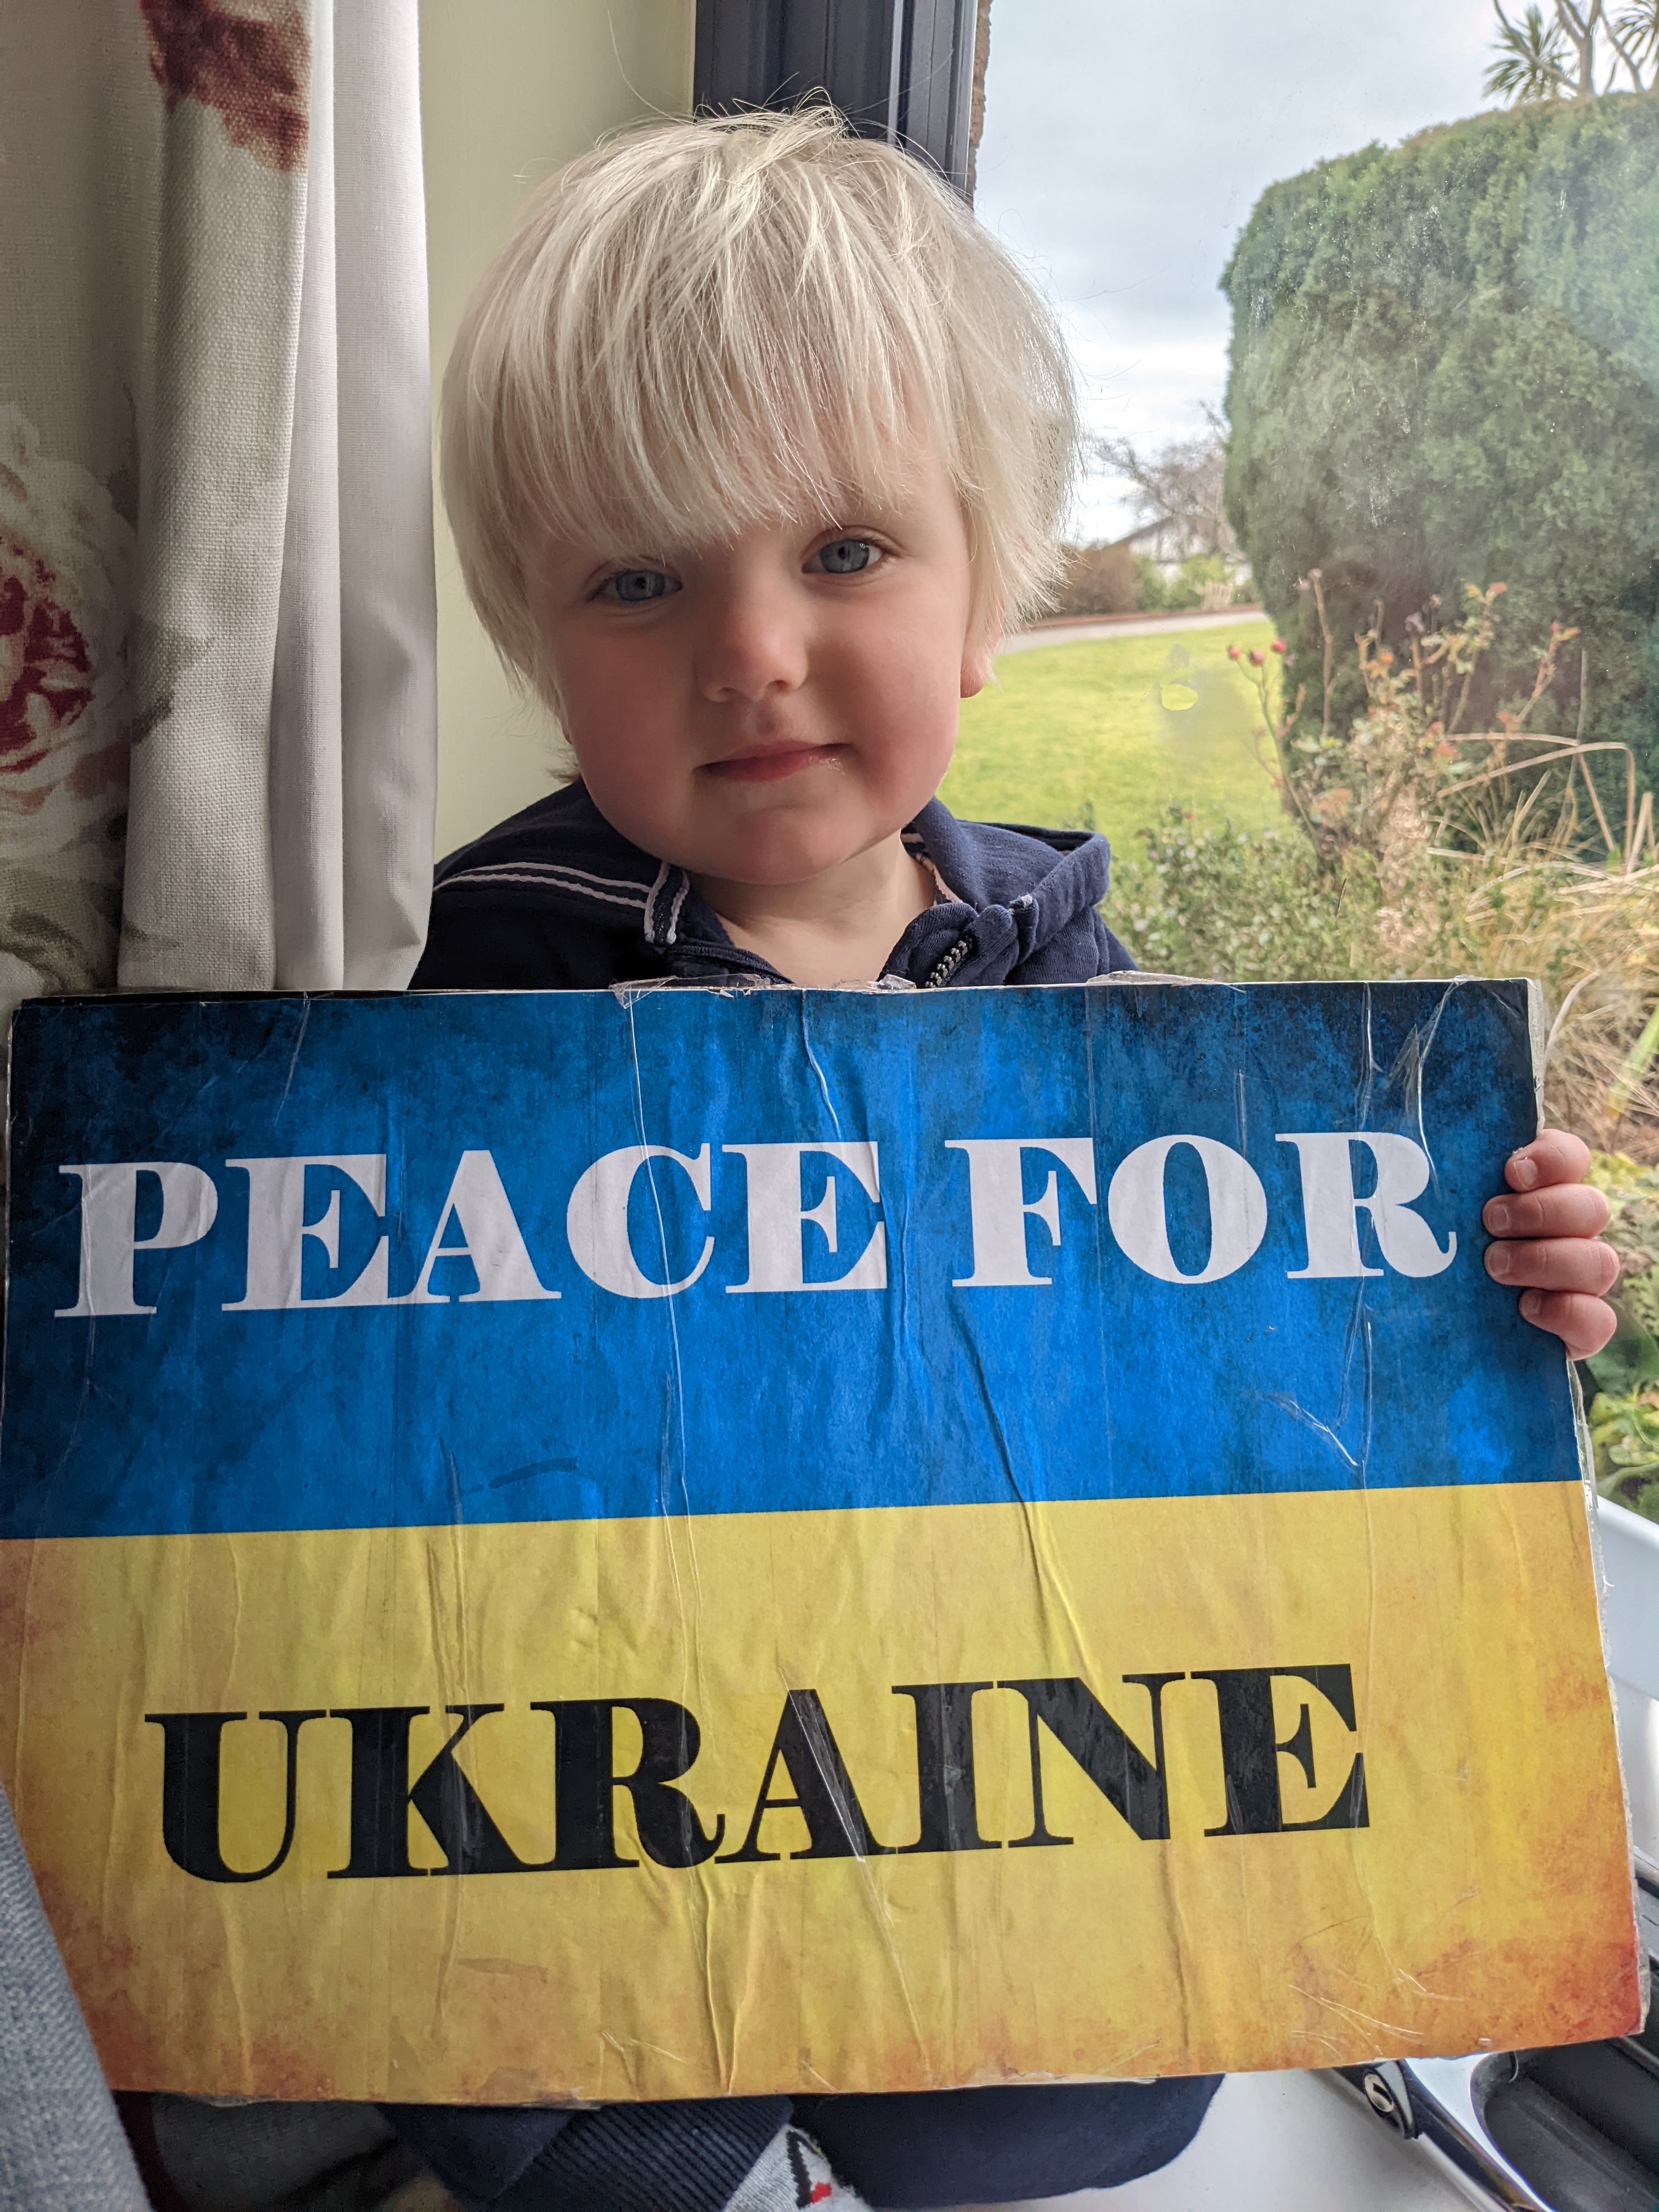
left=425, top=783, right=1131, bottom=990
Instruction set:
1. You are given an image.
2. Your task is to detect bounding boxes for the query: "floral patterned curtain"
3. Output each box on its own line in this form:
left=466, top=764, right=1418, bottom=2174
left=0, top=8, right=435, bottom=2199
left=0, top=0, right=436, bottom=1038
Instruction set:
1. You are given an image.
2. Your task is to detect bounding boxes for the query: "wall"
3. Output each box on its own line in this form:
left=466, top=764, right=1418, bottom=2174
left=420, top=3, right=695, bottom=856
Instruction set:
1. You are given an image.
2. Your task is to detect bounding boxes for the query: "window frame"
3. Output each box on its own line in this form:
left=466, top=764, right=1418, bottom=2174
left=693, top=0, right=983, bottom=196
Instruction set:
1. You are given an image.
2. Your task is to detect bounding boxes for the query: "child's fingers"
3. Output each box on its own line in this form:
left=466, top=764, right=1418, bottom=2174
left=1514, top=1289, right=1618, bottom=1361
left=1485, top=1237, right=1620, bottom=1295
left=1505, top=1128, right=1592, bottom=1192
left=1491, top=1138, right=1620, bottom=1364
left=1482, top=1184, right=1610, bottom=1239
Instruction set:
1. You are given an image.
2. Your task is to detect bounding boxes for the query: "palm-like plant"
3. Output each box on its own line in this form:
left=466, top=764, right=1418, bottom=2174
left=1485, top=2, right=1572, bottom=100
left=1612, top=0, right=1659, bottom=71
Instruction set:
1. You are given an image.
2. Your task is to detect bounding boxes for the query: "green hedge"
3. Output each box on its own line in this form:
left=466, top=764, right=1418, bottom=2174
left=1222, top=94, right=1659, bottom=771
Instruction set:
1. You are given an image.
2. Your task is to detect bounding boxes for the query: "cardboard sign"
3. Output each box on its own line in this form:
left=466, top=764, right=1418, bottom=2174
left=0, top=979, right=1640, bottom=2104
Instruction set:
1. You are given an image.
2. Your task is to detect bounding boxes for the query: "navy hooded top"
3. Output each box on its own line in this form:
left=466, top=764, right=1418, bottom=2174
left=411, top=782, right=1135, bottom=994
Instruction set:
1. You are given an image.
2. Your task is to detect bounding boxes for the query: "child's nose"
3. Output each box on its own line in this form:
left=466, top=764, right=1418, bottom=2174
left=694, top=578, right=809, bottom=703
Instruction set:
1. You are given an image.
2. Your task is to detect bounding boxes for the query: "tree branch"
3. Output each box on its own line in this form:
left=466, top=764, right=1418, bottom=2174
left=1555, top=0, right=1604, bottom=92
left=1601, top=9, right=1647, bottom=80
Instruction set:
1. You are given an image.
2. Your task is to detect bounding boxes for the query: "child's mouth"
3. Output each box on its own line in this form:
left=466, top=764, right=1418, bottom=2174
left=704, top=743, right=840, bottom=785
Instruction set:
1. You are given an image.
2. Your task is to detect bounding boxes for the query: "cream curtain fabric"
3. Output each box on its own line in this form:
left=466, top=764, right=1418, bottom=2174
left=0, top=0, right=436, bottom=1031
left=0, top=8, right=436, bottom=2198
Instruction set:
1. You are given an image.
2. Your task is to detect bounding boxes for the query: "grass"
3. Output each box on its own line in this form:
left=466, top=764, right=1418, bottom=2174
left=939, top=618, right=1282, bottom=848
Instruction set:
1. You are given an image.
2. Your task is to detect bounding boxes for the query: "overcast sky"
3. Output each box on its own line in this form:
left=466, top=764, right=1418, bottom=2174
left=974, top=1, right=1494, bottom=540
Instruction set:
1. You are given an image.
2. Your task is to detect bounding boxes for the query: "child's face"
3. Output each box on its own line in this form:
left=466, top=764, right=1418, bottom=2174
left=526, top=445, right=993, bottom=889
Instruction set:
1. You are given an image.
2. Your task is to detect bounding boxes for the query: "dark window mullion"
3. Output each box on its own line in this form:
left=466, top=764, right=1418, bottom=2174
left=894, top=0, right=977, bottom=190
left=693, top=0, right=983, bottom=196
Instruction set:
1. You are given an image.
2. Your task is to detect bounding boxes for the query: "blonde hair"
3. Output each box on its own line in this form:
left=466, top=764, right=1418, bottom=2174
left=441, top=108, right=1078, bottom=692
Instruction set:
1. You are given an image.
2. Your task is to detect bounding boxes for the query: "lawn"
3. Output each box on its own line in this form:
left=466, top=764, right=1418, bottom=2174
left=939, top=617, right=1283, bottom=854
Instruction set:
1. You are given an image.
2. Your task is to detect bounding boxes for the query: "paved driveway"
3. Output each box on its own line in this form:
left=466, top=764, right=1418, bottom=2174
left=997, top=608, right=1268, bottom=656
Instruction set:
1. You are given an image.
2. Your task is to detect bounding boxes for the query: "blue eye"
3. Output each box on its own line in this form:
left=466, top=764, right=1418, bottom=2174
left=605, top=568, right=674, bottom=603
left=815, top=538, right=877, bottom=575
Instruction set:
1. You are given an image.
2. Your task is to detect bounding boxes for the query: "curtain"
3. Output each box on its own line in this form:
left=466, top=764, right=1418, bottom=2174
left=0, top=5, right=437, bottom=2198
left=0, top=0, right=436, bottom=1029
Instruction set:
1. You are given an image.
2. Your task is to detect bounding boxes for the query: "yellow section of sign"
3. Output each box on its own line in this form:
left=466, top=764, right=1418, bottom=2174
left=0, top=1483, right=1639, bottom=2103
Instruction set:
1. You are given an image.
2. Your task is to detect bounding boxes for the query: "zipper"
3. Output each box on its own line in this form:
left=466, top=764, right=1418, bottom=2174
left=924, top=934, right=974, bottom=988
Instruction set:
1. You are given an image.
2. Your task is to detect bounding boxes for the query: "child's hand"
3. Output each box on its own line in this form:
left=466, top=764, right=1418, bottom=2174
left=1482, top=1130, right=1619, bottom=1359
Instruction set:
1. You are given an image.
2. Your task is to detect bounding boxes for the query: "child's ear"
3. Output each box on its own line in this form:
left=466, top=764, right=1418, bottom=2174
left=960, top=624, right=1000, bottom=699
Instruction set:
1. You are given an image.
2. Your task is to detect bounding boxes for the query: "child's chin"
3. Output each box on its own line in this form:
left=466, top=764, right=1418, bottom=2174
left=701, top=811, right=877, bottom=872
left=705, top=833, right=874, bottom=887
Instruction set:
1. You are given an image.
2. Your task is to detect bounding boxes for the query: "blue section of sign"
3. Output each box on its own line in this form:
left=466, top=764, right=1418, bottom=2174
left=1, top=980, right=1571, bottom=1539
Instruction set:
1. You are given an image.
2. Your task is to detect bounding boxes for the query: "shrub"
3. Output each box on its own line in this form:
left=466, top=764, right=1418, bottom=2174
left=1049, top=541, right=1137, bottom=618
left=1166, top=554, right=1232, bottom=612
left=1132, top=555, right=1169, bottom=612
left=1128, top=553, right=1250, bottom=616
left=1221, top=94, right=1659, bottom=780
left=1111, top=812, right=1376, bottom=979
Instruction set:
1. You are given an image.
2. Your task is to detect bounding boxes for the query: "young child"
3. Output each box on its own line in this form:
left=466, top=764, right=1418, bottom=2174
left=391, top=109, right=1620, bottom=2212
